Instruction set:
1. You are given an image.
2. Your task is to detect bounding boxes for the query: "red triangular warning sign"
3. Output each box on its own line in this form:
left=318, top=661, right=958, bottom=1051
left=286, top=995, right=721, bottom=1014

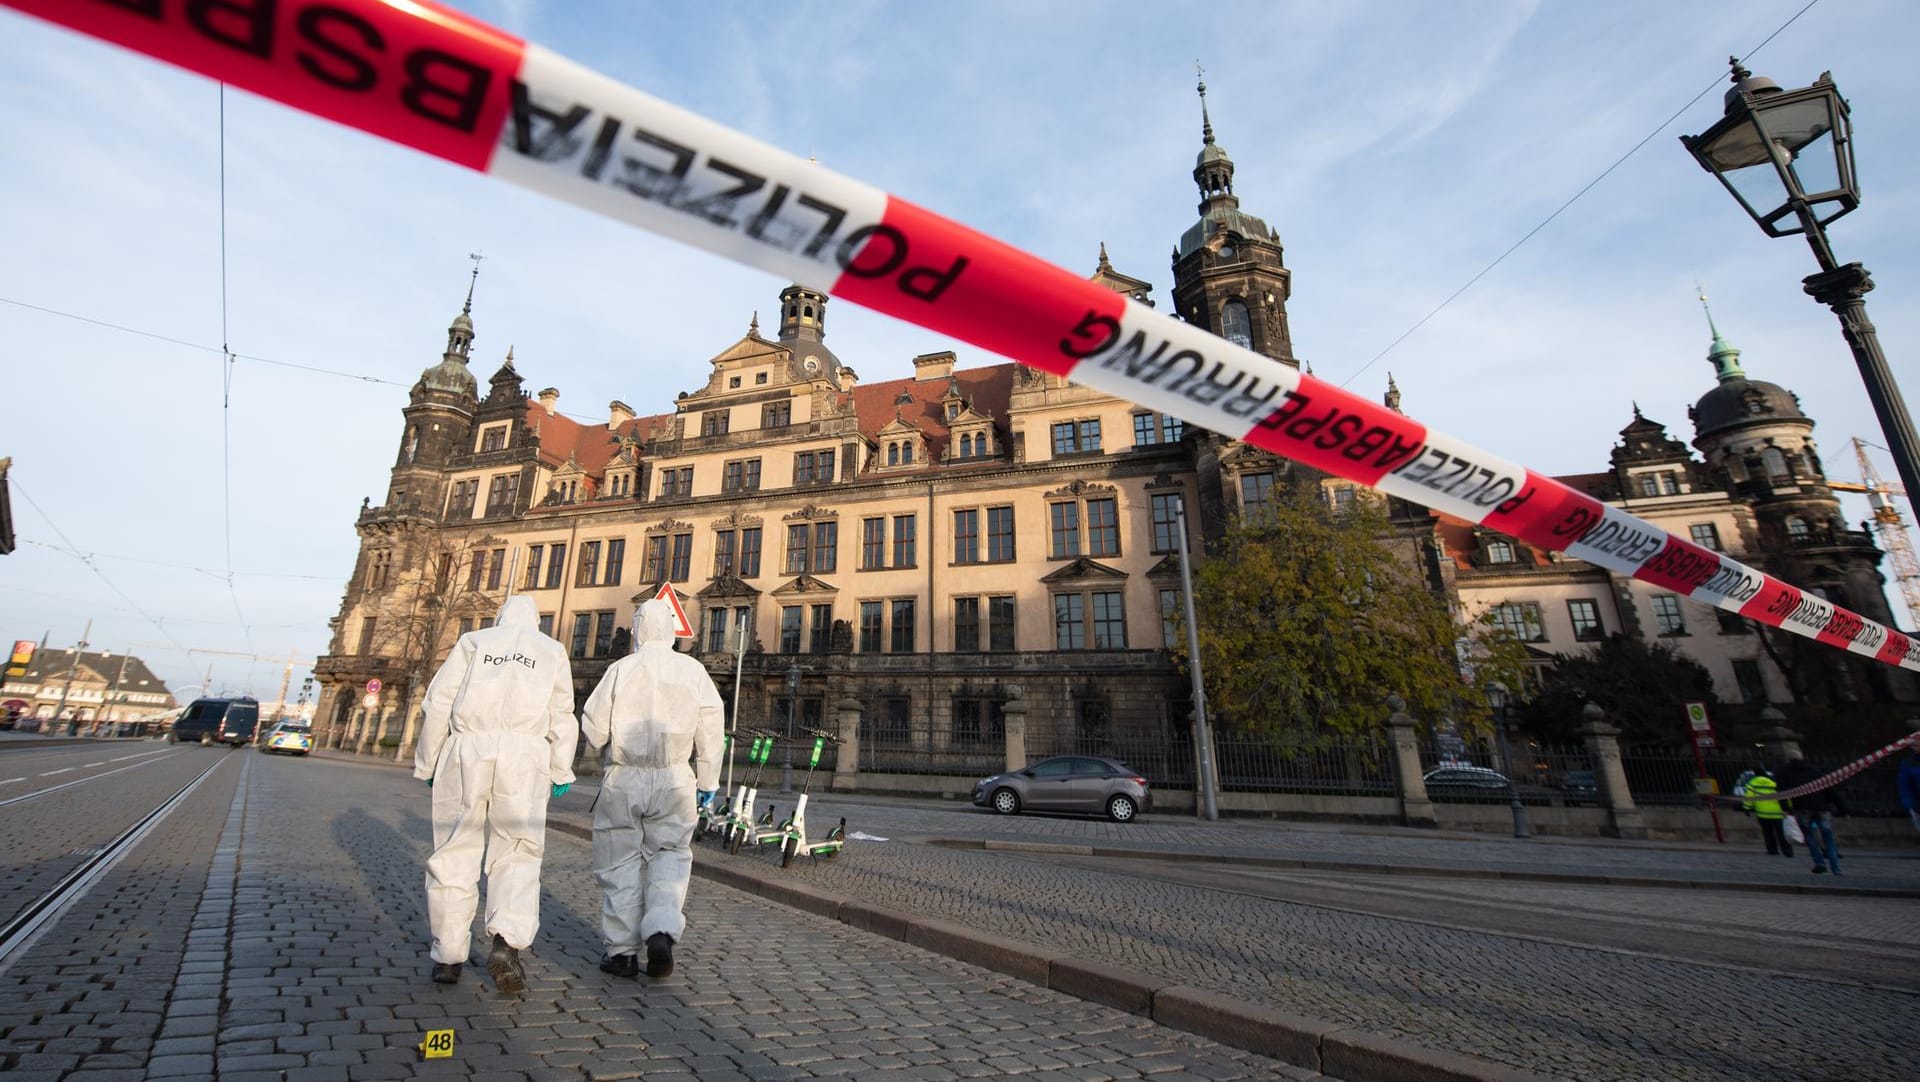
left=653, top=582, right=695, bottom=638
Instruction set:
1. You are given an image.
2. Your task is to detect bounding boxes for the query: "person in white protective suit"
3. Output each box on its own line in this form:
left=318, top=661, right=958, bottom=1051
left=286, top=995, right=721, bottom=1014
left=581, top=598, right=725, bottom=979
left=414, top=594, right=578, bottom=992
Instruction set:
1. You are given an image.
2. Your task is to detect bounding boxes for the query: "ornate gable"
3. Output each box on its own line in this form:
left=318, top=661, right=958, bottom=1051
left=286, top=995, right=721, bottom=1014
left=1040, top=558, right=1128, bottom=584
left=772, top=575, right=839, bottom=596
left=696, top=573, right=761, bottom=600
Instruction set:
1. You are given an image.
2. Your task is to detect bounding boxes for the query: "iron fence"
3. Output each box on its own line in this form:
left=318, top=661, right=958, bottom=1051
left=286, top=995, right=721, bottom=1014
left=1620, top=745, right=1910, bottom=815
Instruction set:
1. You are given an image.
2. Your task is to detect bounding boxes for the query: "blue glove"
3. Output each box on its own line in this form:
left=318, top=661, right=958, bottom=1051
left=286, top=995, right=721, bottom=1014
left=697, top=789, right=716, bottom=810
left=551, top=782, right=571, bottom=799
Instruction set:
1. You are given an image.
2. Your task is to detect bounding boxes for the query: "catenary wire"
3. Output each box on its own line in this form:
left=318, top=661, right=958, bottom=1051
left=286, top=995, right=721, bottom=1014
left=217, top=82, right=256, bottom=658
left=23, top=539, right=338, bottom=582
left=1338, top=0, right=1823, bottom=389
left=10, top=479, right=189, bottom=654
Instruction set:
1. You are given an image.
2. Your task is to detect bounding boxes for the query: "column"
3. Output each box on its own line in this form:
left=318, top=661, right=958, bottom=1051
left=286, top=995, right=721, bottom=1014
left=1756, top=707, right=1803, bottom=760
left=1001, top=689, right=1029, bottom=774
left=1582, top=702, right=1647, bottom=840
left=1386, top=695, right=1436, bottom=829
left=831, top=698, right=862, bottom=792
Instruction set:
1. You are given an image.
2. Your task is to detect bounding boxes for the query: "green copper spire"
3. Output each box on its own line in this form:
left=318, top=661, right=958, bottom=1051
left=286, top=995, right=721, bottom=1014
left=1698, top=287, right=1745, bottom=383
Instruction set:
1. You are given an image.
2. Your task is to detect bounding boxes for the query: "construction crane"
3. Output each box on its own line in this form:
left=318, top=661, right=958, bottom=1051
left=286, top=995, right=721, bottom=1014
left=1828, top=438, right=1920, bottom=629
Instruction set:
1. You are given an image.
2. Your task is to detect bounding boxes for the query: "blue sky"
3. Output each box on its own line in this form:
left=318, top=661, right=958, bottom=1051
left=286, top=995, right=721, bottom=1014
left=3, top=0, right=1917, bottom=699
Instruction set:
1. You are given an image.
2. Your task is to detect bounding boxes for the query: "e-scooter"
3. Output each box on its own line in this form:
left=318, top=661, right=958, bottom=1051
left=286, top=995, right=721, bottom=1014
left=714, top=729, right=774, bottom=848
left=774, top=728, right=847, bottom=867
left=693, top=731, right=731, bottom=843
left=725, top=732, right=784, bottom=855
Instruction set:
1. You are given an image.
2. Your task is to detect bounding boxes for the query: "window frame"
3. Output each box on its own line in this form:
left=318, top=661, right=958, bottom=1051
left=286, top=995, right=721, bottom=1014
left=1567, top=598, right=1603, bottom=642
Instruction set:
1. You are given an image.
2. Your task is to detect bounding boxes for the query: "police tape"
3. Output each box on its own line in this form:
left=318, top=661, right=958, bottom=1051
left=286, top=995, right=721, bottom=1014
left=1727, top=731, right=1920, bottom=805
left=8, top=0, right=1918, bottom=673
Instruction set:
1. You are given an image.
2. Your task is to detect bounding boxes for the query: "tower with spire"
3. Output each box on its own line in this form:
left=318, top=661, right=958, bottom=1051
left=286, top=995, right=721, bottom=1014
left=390, top=265, right=485, bottom=514
left=1170, top=66, right=1296, bottom=366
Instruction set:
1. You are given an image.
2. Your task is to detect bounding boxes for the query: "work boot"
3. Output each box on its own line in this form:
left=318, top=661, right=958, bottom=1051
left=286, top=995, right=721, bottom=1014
left=645, top=932, right=675, bottom=979
left=430, top=962, right=462, bottom=985
left=599, top=952, right=639, bottom=979
left=487, top=934, right=526, bottom=994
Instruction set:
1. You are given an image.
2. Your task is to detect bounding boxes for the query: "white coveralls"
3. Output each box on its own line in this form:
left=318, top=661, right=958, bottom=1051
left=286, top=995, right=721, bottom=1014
left=581, top=598, right=724, bottom=951
left=414, top=595, right=578, bottom=965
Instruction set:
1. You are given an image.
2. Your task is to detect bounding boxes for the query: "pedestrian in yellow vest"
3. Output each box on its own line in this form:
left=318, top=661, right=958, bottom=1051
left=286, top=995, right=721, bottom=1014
left=1741, top=770, right=1794, bottom=858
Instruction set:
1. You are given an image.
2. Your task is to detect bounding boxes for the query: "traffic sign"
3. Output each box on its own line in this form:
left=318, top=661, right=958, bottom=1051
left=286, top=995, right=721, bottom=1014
left=366, top=678, right=382, bottom=695
left=362, top=692, right=379, bottom=709
left=1684, top=701, right=1712, bottom=733
left=653, top=582, right=695, bottom=639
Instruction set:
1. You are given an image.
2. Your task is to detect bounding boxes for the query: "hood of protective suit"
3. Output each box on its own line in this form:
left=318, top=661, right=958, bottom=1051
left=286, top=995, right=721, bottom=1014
left=633, top=598, right=678, bottom=650
left=497, top=594, right=540, bottom=629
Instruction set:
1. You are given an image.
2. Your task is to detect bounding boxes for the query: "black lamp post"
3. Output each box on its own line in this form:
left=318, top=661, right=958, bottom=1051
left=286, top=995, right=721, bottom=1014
left=1485, top=682, right=1530, bottom=839
left=1681, top=58, right=1920, bottom=506
left=780, top=660, right=801, bottom=793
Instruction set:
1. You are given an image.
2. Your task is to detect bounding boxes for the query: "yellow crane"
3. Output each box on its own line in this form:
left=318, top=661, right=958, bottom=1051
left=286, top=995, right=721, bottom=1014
left=1829, top=438, right=1920, bottom=629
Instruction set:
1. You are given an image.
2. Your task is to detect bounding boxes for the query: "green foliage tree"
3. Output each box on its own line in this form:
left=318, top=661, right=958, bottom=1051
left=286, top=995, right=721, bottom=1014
left=1513, top=634, right=1718, bottom=744
left=1172, top=485, right=1528, bottom=739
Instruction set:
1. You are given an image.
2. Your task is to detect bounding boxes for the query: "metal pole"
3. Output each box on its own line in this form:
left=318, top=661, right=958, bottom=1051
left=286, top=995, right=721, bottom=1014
left=55, top=619, right=91, bottom=734
left=724, top=610, right=747, bottom=797
left=1494, top=710, right=1530, bottom=839
left=106, top=651, right=131, bottom=736
left=1173, top=504, right=1218, bottom=821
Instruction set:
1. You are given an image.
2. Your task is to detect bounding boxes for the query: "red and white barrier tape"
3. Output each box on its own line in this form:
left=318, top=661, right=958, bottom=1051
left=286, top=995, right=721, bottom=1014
left=1736, top=731, right=1920, bottom=803
left=9, top=0, right=1918, bottom=673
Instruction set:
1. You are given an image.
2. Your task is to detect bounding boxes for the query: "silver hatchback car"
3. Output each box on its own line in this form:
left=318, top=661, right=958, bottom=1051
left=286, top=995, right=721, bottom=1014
left=972, top=756, right=1152, bottom=822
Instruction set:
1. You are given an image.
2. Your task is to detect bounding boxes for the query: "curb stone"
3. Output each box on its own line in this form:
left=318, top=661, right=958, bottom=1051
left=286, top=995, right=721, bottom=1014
left=545, top=819, right=1565, bottom=1082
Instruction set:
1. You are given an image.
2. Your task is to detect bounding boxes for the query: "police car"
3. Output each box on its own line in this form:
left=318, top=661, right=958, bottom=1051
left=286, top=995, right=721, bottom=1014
left=259, top=720, right=314, bottom=756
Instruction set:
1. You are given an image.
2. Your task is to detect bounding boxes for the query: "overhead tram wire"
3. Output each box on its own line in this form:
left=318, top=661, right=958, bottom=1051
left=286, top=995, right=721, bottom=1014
left=22, top=540, right=339, bottom=582
left=1338, top=0, right=1823, bottom=389
left=217, top=82, right=256, bottom=658
left=11, top=478, right=189, bottom=654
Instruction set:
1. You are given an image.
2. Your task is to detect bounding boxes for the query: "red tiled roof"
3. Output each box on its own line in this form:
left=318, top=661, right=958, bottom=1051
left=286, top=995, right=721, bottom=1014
left=848, top=363, right=1016, bottom=461
left=1429, top=511, right=1553, bottom=569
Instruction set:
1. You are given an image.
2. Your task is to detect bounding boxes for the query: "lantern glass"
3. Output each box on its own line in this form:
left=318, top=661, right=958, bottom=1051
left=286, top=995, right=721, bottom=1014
left=1684, top=75, right=1858, bottom=238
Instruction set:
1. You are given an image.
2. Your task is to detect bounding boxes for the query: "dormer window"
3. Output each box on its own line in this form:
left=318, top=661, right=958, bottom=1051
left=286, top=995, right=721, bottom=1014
left=1485, top=538, right=1516, bottom=565
left=946, top=402, right=961, bottom=421
left=479, top=424, right=508, bottom=453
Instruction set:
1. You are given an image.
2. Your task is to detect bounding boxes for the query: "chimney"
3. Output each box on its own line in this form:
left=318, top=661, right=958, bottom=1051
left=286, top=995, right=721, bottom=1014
left=912, top=351, right=955, bottom=382
left=537, top=387, right=559, bottom=415
left=608, top=400, right=634, bottom=428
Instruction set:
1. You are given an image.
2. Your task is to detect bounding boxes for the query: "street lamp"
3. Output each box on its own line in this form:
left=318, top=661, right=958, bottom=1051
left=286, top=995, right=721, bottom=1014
left=1681, top=58, right=1920, bottom=505
left=1484, top=681, right=1530, bottom=839
left=780, top=660, right=801, bottom=793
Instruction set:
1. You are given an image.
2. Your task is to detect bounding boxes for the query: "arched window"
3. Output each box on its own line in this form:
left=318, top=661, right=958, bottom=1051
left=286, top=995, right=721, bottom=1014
left=902, top=442, right=914, bottom=464
left=887, top=444, right=899, bottom=466
left=804, top=305, right=814, bottom=318
left=1221, top=299, right=1252, bottom=349
left=403, top=426, right=419, bottom=463
left=1762, top=447, right=1790, bottom=478
left=1785, top=515, right=1809, bottom=541
left=786, top=304, right=797, bottom=317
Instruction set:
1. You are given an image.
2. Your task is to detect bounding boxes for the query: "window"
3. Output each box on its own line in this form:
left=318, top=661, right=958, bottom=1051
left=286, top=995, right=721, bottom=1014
left=1568, top=598, right=1603, bottom=642
left=364, top=550, right=391, bottom=590
left=544, top=543, right=567, bottom=589
left=707, top=608, right=729, bottom=653
left=893, top=514, right=916, bottom=569
left=722, top=458, right=761, bottom=493
left=1732, top=659, right=1768, bottom=704
left=1690, top=523, right=1722, bottom=551
left=577, top=541, right=601, bottom=587
left=954, top=597, right=980, bottom=652
left=954, top=509, right=980, bottom=564
left=862, top=518, right=886, bottom=570
left=538, top=614, right=554, bottom=638
left=1134, top=413, right=1156, bottom=447
left=762, top=400, right=791, bottom=428
left=524, top=545, right=544, bottom=590
left=1489, top=602, right=1546, bottom=642
left=794, top=449, right=834, bottom=484
left=484, top=473, right=519, bottom=516
left=486, top=548, right=505, bottom=589
left=1661, top=472, right=1681, bottom=495
left=1785, top=516, right=1809, bottom=541
left=459, top=618, right=474, bottom=639
left=951, top=698, right=1004, bottom=745
left=1054, top=594, right=1085, bottom=650
left=659, top=466, right=692, bottom=498
left=447, top=479, right=478, bottom=519
left=1160, top=588, right=1181, bottom=648
left=890, top=599, right=916, bottom=652
left=1221, top=299, right=1252, bottom=349
left=571, top=613, right=592, bottom=657
left=1240, top=472, right=1275, bottom=521
left=467, top=549, right=487, bottom=591
left=785, top=522, right=836, bottom=574
left=740, top=527, right=762, bottom=577
left=670, top=534, right=693, bottom=582
left=604, top=539, right=624, bottom=585
left=756, top=372, right=768, bottom=385
left=887, top=444, right=898, bottom=466
left=1151, top=493, right=1184, bottom=553
left=988, top=596, right=1016, bottom=652
left=779, top=606, right=803, bottom=653
left=809, top=605, right=833, bottom=654
left=701, top=410, right=730, bottom=437
left=595, top=611, right=616, bottom=656
left=714, top=530, right=737, bottom=577
left=479, top=425, right=508, bottom=452
left=1485, top=538, right=1516, bottom=565
left=1163, top=415, right=1184, bottom=442
left=358, top=616, right=377, bottom=655
left=1652, top=595, right=1687, bottom=636
left=1086, top=498, right=1118, bottom=557
left=1050, top=502, right=1080, bottom=558
left=1762, top=447, right=1790, bottom=478
left=859, top=601, right=883, bottom=653
left=1052, top=419, right=1103, bottom=455
left=644, top=536, right=668, bottom=583
left=901, top=441, right=915, bottom=464
left=1330, top=485, right=1358, bottom=513
left=987, top=506, right=1015, bottom=562
left=813, top=522, right=837, bottom=573
left=1717, top=609, right=1750, bottom=635
left=728, top=376, right=741, bottom=389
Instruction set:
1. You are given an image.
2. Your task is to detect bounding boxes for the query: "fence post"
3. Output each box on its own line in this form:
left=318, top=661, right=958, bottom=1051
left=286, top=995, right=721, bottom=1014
left=1001, top=687, right=1028, bottom=774
left=1757, top=707, right=1802, bottom=760
left=1386, top=696, right=1436, bottom=829
left=1582, top=702, right=1647, bottom=840
left=832, top=698, right=862, bottom=792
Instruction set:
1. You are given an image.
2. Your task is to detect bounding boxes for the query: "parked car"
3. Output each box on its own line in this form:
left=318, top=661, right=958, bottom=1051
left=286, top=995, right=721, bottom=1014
left=972, top=756, right=1151, bottom=822
left=168, top=697, right=260, bottom=746
left=259, top=720, right=313, bottom=756
left=1421, top=764, right=1513, bottom=799
left=1556, top=769, right=1600, bottom=805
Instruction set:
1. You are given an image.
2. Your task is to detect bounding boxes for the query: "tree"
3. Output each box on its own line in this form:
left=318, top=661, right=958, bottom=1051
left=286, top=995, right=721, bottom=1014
left=365, top=527, right=510, bottom=759
left=1173, top=485, right=1527, bottom=738
left=1513, top=634, right=1718, bottom=744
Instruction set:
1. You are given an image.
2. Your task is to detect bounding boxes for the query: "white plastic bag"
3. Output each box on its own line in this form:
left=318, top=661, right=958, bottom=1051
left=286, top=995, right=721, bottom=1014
left=1782, top=815, right=1806, bottom=845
